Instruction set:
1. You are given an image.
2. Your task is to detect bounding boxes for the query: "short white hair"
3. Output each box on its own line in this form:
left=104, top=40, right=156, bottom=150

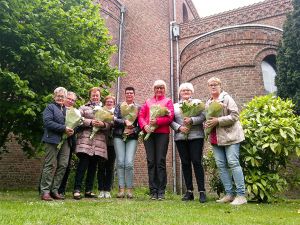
left=53, top=87, right=67, bottom=97
left=67, top=91, right=77, bottom=100
left=178, top=82, right=194, bottom=94
left=153, top=80, right=167, bottom=90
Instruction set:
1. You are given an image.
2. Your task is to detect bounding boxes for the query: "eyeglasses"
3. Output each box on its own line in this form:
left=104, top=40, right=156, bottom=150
left=56, top=95, right=65, bottom=99
left=208, top=83, right=220, bottom=87
left=67, top=98, right=76, bottom=102
left=181, top=89, right=192, bottom=92
left=155, top=86, right=165, bottom=90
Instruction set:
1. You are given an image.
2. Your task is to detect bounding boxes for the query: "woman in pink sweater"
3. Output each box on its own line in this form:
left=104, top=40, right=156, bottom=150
left=138, top=80, right=174, bottom=200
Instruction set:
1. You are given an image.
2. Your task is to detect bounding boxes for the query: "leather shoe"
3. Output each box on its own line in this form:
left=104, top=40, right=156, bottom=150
left=41, top=193, right=54, bottom=201
left=85, top=192, right=97, bottom=198
left=51, top=193, right=65, bottom=200
left=199, top=191, right=206, bottom=203
left=182, top=191, right=194, bottom=201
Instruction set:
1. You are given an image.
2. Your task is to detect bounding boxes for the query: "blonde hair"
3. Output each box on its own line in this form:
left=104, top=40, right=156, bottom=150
left=153, top=80, right=167, bottom=90
left=89, top=87, right=101, bottom=97
left=178, top=82, right=194, bottom=93
left=207, top=77, right=222, bottom=86
left=104, top=95, right=116, bottom=105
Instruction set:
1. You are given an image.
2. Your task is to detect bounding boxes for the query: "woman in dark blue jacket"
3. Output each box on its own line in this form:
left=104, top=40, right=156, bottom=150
left=40, top=87, right=74, bottom=201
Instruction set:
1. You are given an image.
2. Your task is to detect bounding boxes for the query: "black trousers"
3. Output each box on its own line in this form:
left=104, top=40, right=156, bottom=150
left=144, top=133, right=169, bottom=194
left=176, top=138, right=205, bottom=192
left=74, top=153, right=99, bottom=192
left=97, top=145, right=116, bottom=191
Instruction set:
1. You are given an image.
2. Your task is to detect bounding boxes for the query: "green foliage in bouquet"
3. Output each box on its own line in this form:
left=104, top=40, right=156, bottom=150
left=240, top=95, right=300, bottom=202
left=204, top=101, right=223, bottom=139
left=90, top=106, right=114, bottom=139
left=120, top=102, right=139, bottom=141
left=57, top=107, right=83, bottom=149
left=180, top=100, right=205, bottom=139
left=144, top=105, right=169, bottom=141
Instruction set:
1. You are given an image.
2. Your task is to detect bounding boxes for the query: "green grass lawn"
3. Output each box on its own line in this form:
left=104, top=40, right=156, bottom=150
left=0, top=189, right=299, bottom=225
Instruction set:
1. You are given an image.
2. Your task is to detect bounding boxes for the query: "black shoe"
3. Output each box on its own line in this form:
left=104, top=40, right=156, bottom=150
left=157, top=193, right=165, bottom=200
left=199, top=191, right=206, bottom=203
left=85, top=192, right=97, bottom=198
left=150, top=193, right=157, bottom=200
left=182, top=191, right=194, bottom=201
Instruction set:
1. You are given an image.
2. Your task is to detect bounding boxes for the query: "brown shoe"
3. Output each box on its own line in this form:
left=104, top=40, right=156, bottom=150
left=51, top=193, right=65, bottom=200
left=126, top=189, right=134, bottom=199
left=41, top=193, right=54, bottom=201
left=117, top=188, right=125, bottom=198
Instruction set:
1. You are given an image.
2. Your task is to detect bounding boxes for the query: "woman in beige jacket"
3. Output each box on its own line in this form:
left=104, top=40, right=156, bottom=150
left=205, top=77, right=246, bottom=206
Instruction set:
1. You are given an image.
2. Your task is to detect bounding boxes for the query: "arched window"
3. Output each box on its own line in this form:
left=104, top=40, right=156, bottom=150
left=183, top=3, right=188, bottom=23
left=261, top=55, right=277, bottom=93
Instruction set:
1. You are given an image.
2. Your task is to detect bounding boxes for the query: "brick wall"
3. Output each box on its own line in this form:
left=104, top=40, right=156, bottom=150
left=0, top=137, right=43, bottom=189
left=180, top=25, right=282, bottom=107
left=0, top=0, right=293, bottom=191
left=118, top=0, right=173, bottom=188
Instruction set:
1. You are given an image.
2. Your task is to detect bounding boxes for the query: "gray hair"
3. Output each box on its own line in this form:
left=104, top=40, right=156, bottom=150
left=153, top=79, right=167, bottom=90
left=67, top=91, right=77, bottom=100
left=53, top=87, right=67, bottom=97
left=178, top=82, right=194, bottom=94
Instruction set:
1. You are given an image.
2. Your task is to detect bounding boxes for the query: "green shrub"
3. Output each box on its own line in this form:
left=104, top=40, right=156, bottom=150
left=203, top=149, right=224, bottom=197
left=240, top=95, right=300, bottom=202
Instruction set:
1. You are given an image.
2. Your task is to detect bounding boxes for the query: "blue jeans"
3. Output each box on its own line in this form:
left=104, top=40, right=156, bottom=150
left=113, top=137, right=138, bottom=188
left=212, top=143, right=245, bottom=196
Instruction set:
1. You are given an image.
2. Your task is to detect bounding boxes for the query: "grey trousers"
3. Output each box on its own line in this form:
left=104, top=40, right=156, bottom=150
left=40, top=141, right=70, bottom=195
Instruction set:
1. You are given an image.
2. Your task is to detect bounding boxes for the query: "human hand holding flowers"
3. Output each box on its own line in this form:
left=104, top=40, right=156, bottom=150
left=57, top=107, right=83, bottom=150
left=90, top=106, right=113, bottom=139
left=143, top=105, right=169, bottom=140
left=204, top=101, right=223, bottom=139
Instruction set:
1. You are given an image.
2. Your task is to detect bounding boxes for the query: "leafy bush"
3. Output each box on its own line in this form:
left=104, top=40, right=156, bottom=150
left=0, top=0, right=121, bottom=156
left=203, top=149, right=224, bottom=197
left=240, top=95, right=300, bottom=202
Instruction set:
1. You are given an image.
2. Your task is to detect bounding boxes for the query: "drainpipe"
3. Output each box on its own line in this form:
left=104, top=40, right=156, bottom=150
left=116, top=5, right=125, bottom=104
left=171, top=0, right=177, bottom=194
left=169, top=20, right=176, bottom=194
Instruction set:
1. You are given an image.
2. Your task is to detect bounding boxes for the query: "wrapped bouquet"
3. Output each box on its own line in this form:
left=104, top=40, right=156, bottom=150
left=57, top=107, right=83, bottom=150
left=90, top=106, right=114, bottom=139
left=120, top=102, right=139, bottom=141
left=180, top=100, right=205, bottom=139
left=144, top=104, right=169, bottom=141
left=204, top=101, right=223, bottom=140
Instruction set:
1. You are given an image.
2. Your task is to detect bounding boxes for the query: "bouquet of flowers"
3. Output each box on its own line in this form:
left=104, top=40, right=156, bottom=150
left=180, top=100, right=205, bottom=139
left=120, top=102, right=139, bottom=141
left=204, top=101, right=223, bottom=140
left=144, top=104, right=169, bottom=141
left=90, top=106, right=114, bottom=139
left=57, top=107, right=83, bottom=150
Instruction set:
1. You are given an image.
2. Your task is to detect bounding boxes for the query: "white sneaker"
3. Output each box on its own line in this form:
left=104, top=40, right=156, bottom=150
left=230, top=196, right=247, bottom=205
left=104, top=191, right=111, bottom=198
left=216, top=195, right=234, bottom=203
left=98, top=191, right=105, bottom=198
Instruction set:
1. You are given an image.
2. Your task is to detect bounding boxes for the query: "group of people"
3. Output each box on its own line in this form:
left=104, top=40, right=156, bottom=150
left=39, top=77, right=247, bottom=206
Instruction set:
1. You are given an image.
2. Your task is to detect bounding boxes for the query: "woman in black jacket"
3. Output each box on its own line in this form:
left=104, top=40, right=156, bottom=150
left=113, top=87, right=140, bottom=198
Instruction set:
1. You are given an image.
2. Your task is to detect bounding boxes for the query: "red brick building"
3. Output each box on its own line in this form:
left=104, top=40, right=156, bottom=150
left=0, top=0, right=293, bottom=191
